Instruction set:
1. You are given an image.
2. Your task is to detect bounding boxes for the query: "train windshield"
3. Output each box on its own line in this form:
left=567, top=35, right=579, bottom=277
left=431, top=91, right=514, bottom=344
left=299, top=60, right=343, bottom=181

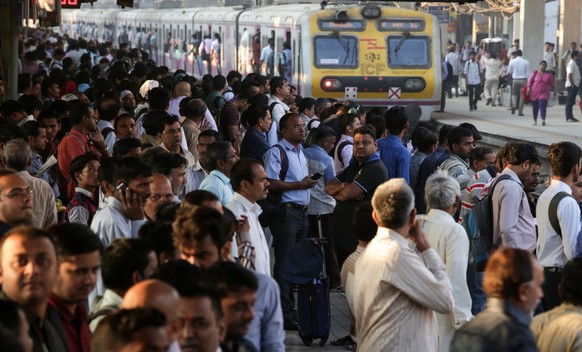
left=313, top=35, right=358, bottom=68
left=386, top=36, right=431, bottom=68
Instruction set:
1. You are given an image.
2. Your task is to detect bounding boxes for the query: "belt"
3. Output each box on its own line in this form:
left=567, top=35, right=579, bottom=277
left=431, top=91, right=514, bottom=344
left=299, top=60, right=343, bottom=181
left=283, top=202, right=308, bottom=212
left=544, top=267, right=563, bottom=274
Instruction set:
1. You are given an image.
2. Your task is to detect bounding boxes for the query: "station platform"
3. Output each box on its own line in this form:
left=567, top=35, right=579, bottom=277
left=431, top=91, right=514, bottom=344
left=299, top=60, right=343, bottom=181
left=431, top=94, right=582, bottom=149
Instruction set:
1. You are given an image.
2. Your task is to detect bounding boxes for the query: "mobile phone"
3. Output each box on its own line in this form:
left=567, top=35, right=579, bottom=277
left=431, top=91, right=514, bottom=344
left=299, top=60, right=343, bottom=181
left=116, top=183, right=127, bottom=192
left=311, top=173, right=322, bottom=180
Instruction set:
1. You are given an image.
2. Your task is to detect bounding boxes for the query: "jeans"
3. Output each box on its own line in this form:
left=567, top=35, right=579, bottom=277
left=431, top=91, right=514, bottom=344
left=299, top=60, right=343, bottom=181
left=270, top=205, right=308, bottom=321
left=466, top=264, right=486, bottom=315
left=566, top=85, right=579, bottom=120
left=193, top=55, right=204, bottom=76
left=511, top=79, right=527, bottom=113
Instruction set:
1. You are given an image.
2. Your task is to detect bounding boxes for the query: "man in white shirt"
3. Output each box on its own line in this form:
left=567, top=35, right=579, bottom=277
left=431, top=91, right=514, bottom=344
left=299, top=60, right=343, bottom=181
left=507, top=50, right=531, bottom=116
left=483, top=54, right=503, bottom=106
left=266, top=76, right=290, bottom=146
left=199, top=141, right=239, bottom=206
left=543, top=42, right=557, bottom=75
left=353, top=178, right=454, bottom=352
left=565, top=51, right=581, bottom=122
left=91, top=157, right=152, bottom=247
left=167, top=81, right=191, bottom=118
left=445, top=45, right=462, bottom=98
left=417, top=171, right=473, bottom=352
left=226, top=159, right=272, bottom=276
left=334, top=114, right=361, bottom=175
left=492, top=142, right=540, bottom=253
left=463, top=51, right=482, bottom=111
left=536, top=142, right=582, bottom=311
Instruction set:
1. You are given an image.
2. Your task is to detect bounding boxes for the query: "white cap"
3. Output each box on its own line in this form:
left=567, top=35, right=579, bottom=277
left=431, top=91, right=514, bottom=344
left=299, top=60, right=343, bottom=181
left=120, top=90, right=133, bottom=99
left=139, top=80, right=159, bottom=100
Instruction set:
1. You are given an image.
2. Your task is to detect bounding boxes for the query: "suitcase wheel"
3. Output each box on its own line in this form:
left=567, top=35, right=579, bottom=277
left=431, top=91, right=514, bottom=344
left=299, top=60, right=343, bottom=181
left=300, top=335, right=313, bottom=346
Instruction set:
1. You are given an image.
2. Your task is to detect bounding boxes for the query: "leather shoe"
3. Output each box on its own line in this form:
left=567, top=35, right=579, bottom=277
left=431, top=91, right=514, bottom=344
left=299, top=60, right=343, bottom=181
left=567, top=117, right=580, bottom=122
left=284, top=319, right=299, bottom=331
left=331, top=335, right=354, bottom=346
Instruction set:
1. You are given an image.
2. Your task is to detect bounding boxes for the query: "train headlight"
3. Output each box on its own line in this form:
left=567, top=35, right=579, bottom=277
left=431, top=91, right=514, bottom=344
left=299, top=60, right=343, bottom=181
left=362, top=5, right=381, bottom=19
left=404, top=78, right=425, bottom=92
left=321, top=78, right=342, bottom=91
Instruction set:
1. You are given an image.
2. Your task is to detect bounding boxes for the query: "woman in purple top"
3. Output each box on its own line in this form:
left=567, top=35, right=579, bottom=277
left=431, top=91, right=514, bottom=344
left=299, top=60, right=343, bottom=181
left=527, top=60, right=555, bottom=126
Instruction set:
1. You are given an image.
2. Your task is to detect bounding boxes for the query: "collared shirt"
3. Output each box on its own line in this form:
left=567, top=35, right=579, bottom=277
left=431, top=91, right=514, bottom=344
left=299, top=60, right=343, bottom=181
left=91, top=196, right=146, bottom=247
left=266, top=96, right=289, bottom=146
left=96, top=119, right=116, bottom=156
left=17, top=171, right=57, bottom=230
left=417, top=209, right=473, bottom=351
left=445, top=51, right=462, bottom=75
left=167, top=95, right=187, bottom=117
left=536, top=179, right=581, bottom=267
left=484, top=57, right=503, bottom=80
left=18, top=114, right=35, bottom=127
left=543, top=50, right=556, bottom=70
left=88, top=289, right=123, bottom=332
left=334, top=134, right=353, bottom=175
left=28, top=151, right=52, bottom=185
left=181, top=118, right=201, bottom=162
left=340, top=245, right=365, bottom=319
left=240, top=127, right=270, bottom=162
left=508, top=56, right=531, bottom=79
left=353, top=227, right=454, bottom=352
left=303, top=144, right=336, bottom=215
left=464, top=60, right=482, bottom=85
left=450, top=298, right=537, bottom=352
left=199, top=170, right=234, bottom=206
left=186, top=160, right=209, bottom=193
left=263, top=138, right=310, bottom=205
left=531, top=303, right=582, bottom=351
left=492, top=168, right=536, bottom=252
left=409, top=151, right=427, bottom=188
left=246, top=272, right=285, bottom=351
left=378, top=134, right=410, bottom=183
left=566, top=59, right=581, bottom=88
left=161, top=143, right=196, bottom=169
left=226, top=193, right=271, bottom=276
left=48, top=294, right=91, bottom=352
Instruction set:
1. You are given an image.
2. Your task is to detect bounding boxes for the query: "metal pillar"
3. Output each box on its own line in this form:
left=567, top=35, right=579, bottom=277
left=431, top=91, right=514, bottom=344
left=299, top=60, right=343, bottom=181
left=0, top=0, right=20, bottom=100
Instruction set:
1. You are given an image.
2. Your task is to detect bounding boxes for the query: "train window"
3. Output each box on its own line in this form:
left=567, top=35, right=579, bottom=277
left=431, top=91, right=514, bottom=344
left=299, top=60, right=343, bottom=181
left=386, top=36, right=431, bottom=68
left=313, top=35, right=358, bottom=68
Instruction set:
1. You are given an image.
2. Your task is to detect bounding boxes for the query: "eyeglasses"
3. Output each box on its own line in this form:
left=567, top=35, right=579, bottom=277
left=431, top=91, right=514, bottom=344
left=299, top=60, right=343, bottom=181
left=1, top=188, right=33, bottom=200
left=222, top=155, right=238, bottom=160
left=148, top=194, right=175, bottom=202
left=289, top=124, right=306, bottom=130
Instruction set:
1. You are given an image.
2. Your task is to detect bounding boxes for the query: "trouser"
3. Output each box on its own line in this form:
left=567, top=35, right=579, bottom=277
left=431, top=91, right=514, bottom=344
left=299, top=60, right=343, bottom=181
left=466, top=264, right=486, bottom=315
left=541, top=268, right=562, bottom=311
left=449, top=75, right=459, bottom=97
left=484, top=78, right=499, bottom=102
left=308, top=213, right=341, bottom=288
left=194, top=55, right=204, bottom=76
left=532, top=99, right=548, bottom=121
left=566, top=85, right=579, bottom=120
left=468, top=84, right=479, bottom=108
left=270, top=204, right=308, bottom=321
left=511, top=79, right=527, bottom=113
left=440, top=80, right=447, bottom=111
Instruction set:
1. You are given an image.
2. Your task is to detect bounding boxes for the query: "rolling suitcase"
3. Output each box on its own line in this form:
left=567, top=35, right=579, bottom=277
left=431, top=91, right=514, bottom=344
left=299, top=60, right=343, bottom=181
left=297, top=214, right=331, bottom=347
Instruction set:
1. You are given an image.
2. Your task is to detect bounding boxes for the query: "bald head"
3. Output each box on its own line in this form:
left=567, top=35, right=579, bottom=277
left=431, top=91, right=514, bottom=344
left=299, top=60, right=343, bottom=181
left=175, top=82, right=191, bottom=98
left=144, top=174, right=174, bottom=221
left=122, top=279, right=181, bottom=343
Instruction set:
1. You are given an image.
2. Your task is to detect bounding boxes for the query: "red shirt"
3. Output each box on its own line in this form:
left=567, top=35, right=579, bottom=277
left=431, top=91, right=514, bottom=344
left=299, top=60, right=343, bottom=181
left=57, top=129, right=101, bottom=198
left=48, top=294, right=91, bottom=352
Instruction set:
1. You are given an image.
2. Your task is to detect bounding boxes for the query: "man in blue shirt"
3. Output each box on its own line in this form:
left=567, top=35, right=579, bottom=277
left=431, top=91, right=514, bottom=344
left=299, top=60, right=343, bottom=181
left=199, top=141, right=239, bottom=206
left=262, top=113, right=317, bottom=330
left=240, top=104, right=271, bottom=161
left=377, top=106, right=410, bottom=183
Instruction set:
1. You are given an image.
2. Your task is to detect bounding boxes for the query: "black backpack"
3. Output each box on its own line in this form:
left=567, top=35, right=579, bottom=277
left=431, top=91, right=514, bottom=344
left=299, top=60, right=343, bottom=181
left=470, top=174, right=515, bottom=271
left=548, top=191, right=576, bottom=237
left=336, top=140, right=353, bottom=168
left=445, top=60, right=453, bottom=81
left=257, top=144, right=288, bottom=227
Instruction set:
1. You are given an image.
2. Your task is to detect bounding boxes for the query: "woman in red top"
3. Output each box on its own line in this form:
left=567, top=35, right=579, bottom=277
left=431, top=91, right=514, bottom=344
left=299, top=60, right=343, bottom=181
left=527, top=60, right=555, bottom=126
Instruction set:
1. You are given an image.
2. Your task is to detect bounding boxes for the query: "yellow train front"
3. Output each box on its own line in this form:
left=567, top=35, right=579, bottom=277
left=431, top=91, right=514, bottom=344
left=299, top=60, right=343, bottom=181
left=300, top=4, right=442, bottom=116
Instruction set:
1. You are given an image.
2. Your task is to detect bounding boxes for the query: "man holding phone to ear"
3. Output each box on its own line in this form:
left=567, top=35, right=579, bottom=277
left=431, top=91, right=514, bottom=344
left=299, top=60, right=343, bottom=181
left=91, top=156, right=153, bottom=247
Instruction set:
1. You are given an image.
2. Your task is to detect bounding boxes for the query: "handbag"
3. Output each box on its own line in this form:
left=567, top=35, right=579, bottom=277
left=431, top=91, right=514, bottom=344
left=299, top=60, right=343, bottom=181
left=521, top=85, right=531, bottom=104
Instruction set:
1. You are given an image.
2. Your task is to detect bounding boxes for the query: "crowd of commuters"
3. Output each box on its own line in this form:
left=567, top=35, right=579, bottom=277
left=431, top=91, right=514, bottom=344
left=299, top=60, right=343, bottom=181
left=0, top=26, right=582, bottom=352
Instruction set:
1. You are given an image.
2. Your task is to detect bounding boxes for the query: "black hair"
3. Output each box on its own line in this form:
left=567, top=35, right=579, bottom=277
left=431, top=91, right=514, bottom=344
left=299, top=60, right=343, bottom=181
left=213, top=75, right=227, bottom=91
left=438, top=124, right=454, bottom=146
left=69, top=152, right=100, bottom=185
left=353, top=200, right=377, bottom=243
left=138, top=221, right=176, bottom=261
left=269, top=76, right=287, bottom=96
left=155, top=259, right=202, bottom=295
left=384, top=106, right=408, bottom=135
left=101, top=238, right=156, bottom=292
left=21, top=120, right=43, bottom=138
left=561, top=257, right=582, bottom=305
left=505, top=142, right=541, bottom=166
left=142, top=110, right=170, bottom=136
left=458, top=122, right=482, bottom=141
left=204, top=261, right=259, bottom=299
left=111, top=156, right=153, bottom=188
left=469, top=146, right=494, bottom=167
left=0, top=100, right=25, bottom=117
left=17, top=94, right=42, bottom=116
left=150, top=153, right=188, bottom=176
left=230, top=158, right=263, bottom=192
left=68, top=100, right=92, bottom=126
left=148, top=87, right=171, bottom=110
left=205, top=141, right=233, bottom=171
left=299, top=97, right=316, bottom=114
left=447, top=126, right=473, bottom=147
left=354, top=125, right=377, bottom=141
left=97, top=94, right=121, bottom=122
left=183, top=190, right=220, bottom=207
left=412, top=127, right=438, bottom=154
left=46, top=223, right=103, bottom=258
left=243, top=104, right=269, bottom=127
left=339, top=113, right=359, bottom=134
left=365, top=114, right=386, bottom=139
left=140, top=146, right=169, bottom=168
left=313, top=126, right=336, bottom=143
left=547, top=141, right=582, bottom=178
left=112, top=138, right=142, bottom=158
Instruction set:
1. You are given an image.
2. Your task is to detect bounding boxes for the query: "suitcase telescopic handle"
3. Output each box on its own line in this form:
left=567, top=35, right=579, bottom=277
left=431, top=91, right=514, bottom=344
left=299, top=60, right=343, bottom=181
left=316, top=213, right=327, bottom=277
